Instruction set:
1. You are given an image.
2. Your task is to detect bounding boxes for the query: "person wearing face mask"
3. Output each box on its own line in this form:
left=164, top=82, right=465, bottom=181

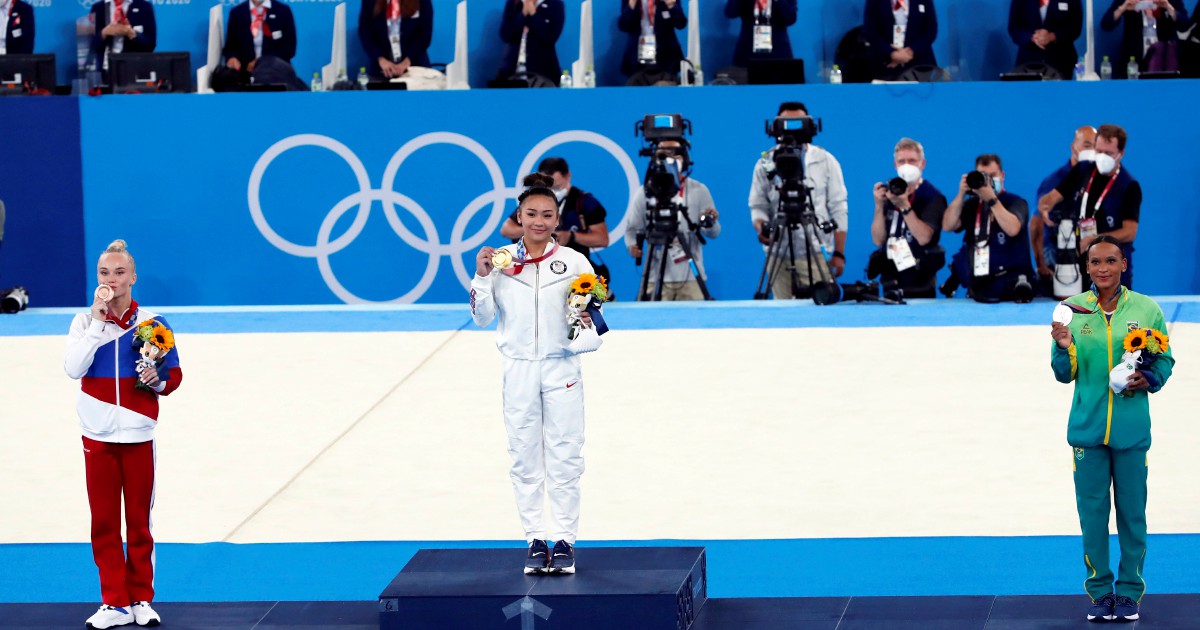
left=863, top=0, right=938, bottom=80
left=472, top=172, right=604, bottom=576
left=868, top=137, right=947, bottom=298
left=724, top=0, right=797, bottom=67
left=1, top=0, right=35, bottom=56
left=1101, top=0, right=1188, bottom=77
left=1039, top=124, right=1141, bottom=290
left=941, top=154, right=1034, bottom=303
left=496, top=0, right=565, bottom=85
left=64, top=240, right=183, bottom=630
left=223, top=0, right=297, bottom=75
left=625, top=139, right=721, bottom=301
left=619, top=0, right=687, bottom=83
left=1050, top=236, right=1174, bottom=623
left=500, top=157, right=612, bottom=290
left=1008, top=0, right=1083, bottom=80
left=1033, top=125, right=1096, bottom=298
left=90, top=0, right=156, bottom=79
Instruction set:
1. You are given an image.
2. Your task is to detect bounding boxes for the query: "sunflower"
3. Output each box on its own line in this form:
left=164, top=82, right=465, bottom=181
left=1123, top=329, right=1148, bottom=353
left=1149, top=329, right=1169, bottom=354
left=150, top=324, right=175, bottom=351
left=571, top=274, right=598, bottom=295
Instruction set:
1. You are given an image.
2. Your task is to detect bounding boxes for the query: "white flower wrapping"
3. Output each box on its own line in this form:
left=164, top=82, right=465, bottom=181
left=1109, top=350, right=1143, bottom=394
left=566, top=293, right=602, bottom=354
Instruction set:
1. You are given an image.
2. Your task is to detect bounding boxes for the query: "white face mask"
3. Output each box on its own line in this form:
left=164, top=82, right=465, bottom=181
left=553, top=187, right=568, bottom=202
left=991, top=176, right=1003, bottom=195
left=1095, top=153, right=1117, bottom=175
left=1076, top=149, right=1096, bottom=163
left=896, top=163, right=922, bottom=184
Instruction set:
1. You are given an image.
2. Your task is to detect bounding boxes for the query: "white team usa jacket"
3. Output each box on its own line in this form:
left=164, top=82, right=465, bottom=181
left=470, top=242, right=594, bottom=360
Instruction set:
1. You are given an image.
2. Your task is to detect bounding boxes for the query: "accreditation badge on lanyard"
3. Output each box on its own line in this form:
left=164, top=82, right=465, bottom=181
left=752, top=0, right=773, bottom=53
left=1078, top=167, right=1118, bottom=242
left=638, top=0, right=657, bottom=63
left=973, top=205, right=990, bottom=277
left=389, top=19, right=402, bottom=61
left=886, top=212, right=917, bottom=271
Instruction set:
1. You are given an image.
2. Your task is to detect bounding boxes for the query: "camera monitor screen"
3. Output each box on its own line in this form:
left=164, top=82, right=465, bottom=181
left=0, top=54, right=57, bottom=94
left=110, top=52, right=192, bottom=93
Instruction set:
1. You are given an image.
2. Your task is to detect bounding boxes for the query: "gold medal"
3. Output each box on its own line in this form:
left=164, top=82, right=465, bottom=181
left=491, top=249, right=514, bottom=270
left=95, top=285, right=114, bottom=302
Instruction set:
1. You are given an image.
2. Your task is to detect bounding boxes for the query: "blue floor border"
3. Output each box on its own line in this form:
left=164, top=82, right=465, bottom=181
left=4, top=535, right=1200, bottom=603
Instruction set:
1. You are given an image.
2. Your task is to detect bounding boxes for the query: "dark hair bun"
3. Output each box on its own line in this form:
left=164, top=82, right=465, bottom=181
left=523, top=172, right=555, bottom=190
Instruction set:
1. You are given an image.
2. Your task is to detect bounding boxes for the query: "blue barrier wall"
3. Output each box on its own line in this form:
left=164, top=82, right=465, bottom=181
left=31, top=0, right=1136, bottom=89
left=72, top=80, right=1200, bottom=306
left=0, top=97, right=87, bottom=308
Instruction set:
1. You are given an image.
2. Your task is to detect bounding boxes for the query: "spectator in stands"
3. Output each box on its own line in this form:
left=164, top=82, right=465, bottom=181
left=619, top=0, right=687, bottom=82
left=224, top=0, right=297, bottom=74
left=501, top=157, right=612, bottom=288
left=1008, top=0, right=1082, bottom=79
left=868, top=137, right=947, bottom=298
left=1038, top=124, right=1141, bottom=289
left=625, top=139, right=720, bottom=301
left=1032, top=125, right=1095, bottom=296
left=1180, top=1, right=1200, bottom=76
left=724, top=0, right=797, bottom=68
left=497, top=0, right=564, bottom=85
left=942, top=154, right=1034, bottom=303
left=358, top=0, right=432, bottom=80
left=747, top=101, right=849, bottom=299
left=863, top=0, right=937, bottom=80
left=2, top=0, right=34, bottom=55
left=1101, top=0, right=1189, bottom=77
left=90, top=0, right=155, bottom=74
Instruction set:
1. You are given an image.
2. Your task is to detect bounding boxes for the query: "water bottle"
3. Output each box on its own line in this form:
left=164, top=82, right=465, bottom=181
left=1073, top=57, right=1085, bottom=81
left=830, top=64, right=843, bottom=84
left=694, top=65, right=704, bottom=86
left=560, top=70, right=572, bottom=88
left=310, top=72, right=323, bottom=92
left=336, top=67, right=348, bottom=85
left=1126, top=56, right=1139, bottom=80
left=357, top=67, right=369, bottom=89
left=1100, top=56, right=1112, bottom=80
left=582, top=65, right=595, bottom=88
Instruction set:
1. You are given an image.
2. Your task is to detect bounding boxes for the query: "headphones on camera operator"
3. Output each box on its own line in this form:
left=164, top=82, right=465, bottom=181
left=632, top=113, right=713, bottom=301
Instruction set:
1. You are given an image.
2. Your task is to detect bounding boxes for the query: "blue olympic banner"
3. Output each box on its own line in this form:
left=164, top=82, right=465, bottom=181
left=0, top=97, right=87, bottom=308
left=75, top=81, right=1200, bottom=306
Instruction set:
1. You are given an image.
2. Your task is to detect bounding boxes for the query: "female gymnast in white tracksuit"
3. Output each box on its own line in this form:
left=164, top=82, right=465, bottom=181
left=470, top=172, right=597, bottom=574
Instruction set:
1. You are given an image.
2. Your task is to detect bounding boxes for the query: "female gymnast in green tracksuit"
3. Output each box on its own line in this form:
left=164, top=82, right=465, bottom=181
left=1050, top=235, right=1175, bottom=623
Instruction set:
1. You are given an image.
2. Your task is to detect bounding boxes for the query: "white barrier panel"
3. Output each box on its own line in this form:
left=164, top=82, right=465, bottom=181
left=196, top=5, right=224, bottom=94
left=445, top=1, right=469, bottom=90
left=571, top=0, right=594, bottom=85
left=321, top=3, right=347, bottom=89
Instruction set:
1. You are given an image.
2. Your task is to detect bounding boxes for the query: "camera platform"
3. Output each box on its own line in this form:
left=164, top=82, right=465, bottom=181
left=378, top=546, right=707, bottom=630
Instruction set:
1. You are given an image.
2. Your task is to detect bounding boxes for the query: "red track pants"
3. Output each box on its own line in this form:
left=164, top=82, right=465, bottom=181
left=82, top=436, right=155, bottom=606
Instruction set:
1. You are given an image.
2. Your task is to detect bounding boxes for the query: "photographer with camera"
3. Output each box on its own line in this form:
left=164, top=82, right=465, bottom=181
left=868, top=137, right=947, bottom=298
left=748, top=102, right=848, bottom=300
left=1038, top=123, right=1141, bottom=291
left=942, top=154, right=1034, bottom=303
left=1032, top=125, right=1095, bottom=298
left=625, top=126, right=720, bottom=301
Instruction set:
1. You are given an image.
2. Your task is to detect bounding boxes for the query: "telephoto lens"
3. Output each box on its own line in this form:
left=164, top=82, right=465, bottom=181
left=887, top=177, right=908, bottom=196
left=965, top=171, right=987, bottom=190
left=1, top=286, right=30, bottom=314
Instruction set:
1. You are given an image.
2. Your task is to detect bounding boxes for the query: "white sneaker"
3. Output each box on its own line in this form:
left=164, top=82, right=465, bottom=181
left=132, top=601, right=161, bottom=627
left=85, top=605, right=134, bottom=629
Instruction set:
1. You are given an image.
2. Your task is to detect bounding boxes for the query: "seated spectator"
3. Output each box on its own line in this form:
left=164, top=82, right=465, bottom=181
left=863, top=0, right=937, bottom=80
left=224, top=0, right=297, bottom=74
left=358, top=0, right=432, bottom=81
left=1032, top=125, right=1095, bottom=297
left=90, top=0, right=155, bottom=74
left=942, top=154, right=1034, bottom=303
left=1008, top=0, right=1082, bottom=79
left=1101, top=0, right=1189, bottom=77
left=724, top=0, right=796, bottom=67
left=1183, top=2, right=1200, bottom=77
left=868, top=137, right=947, bottom=298
left=496, top=0, right=564, bottom=86
left=2, top=0, right=35, bottom=55
left=619, top=0, right=687, bottom=82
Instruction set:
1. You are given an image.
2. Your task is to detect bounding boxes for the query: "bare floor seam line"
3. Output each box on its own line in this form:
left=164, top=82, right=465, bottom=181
left=221, top=328, right=464, bottom=542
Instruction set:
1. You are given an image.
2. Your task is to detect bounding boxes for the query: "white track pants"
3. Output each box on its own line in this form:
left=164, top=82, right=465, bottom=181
left=501, top=355, right=585, bottom=544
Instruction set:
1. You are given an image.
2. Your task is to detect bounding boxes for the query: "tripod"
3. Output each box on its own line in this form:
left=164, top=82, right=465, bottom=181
left=636, top=202, right=713, bottom=301
left=754, top=175, right=837, bottom=300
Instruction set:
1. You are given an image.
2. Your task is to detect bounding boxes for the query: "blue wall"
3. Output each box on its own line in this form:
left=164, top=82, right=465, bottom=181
left=30, top=0, right=1135, bottom=89
left=0, top=97, right=87, bottom=308
left=62, top=80, right=1200, bottom=306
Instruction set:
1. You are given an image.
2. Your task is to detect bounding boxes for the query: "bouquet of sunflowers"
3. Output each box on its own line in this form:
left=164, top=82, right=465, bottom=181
left=1109, top=327, right=1170, bottom=394
left=567, top=274, right=608, bottom=341
left=132, top=319, right=175, bottom=392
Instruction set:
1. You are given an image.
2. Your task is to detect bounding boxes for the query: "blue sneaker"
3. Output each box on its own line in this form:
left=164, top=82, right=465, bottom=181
left=548, top=540, right=575, bottom=574
left=1087, top=593, right=1116, bottom=622
left=524, top=540, right=549, bottom=575
left=1113, top=595, right=1140, bottom=621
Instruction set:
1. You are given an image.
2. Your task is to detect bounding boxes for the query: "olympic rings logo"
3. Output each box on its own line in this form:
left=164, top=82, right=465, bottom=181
left=249, top=131, right=640, bottom=304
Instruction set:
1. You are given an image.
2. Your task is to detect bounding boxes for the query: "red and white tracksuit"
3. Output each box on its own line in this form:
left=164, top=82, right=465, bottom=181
left=64, top=303, right=182, bottom=606
left=470, top=243, right=594, bottom=544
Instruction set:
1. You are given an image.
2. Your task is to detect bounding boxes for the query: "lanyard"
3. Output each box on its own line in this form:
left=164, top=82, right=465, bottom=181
left=889, top=195, right=916, bottom=238
left=755, top=0, right=771, bottom=19
left=645, top=0, right=655, bottom=24
left=973, top=199, right=992, bottom=245
left=1079, top=166, right=1119, bottom=220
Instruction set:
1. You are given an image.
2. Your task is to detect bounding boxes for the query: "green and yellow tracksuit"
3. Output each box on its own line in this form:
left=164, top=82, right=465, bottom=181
left=1050, top=286, right=1175, bottom=603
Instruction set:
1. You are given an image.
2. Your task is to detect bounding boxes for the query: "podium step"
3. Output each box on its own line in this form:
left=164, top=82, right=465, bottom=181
left=378, top=546, right=706, bottom=630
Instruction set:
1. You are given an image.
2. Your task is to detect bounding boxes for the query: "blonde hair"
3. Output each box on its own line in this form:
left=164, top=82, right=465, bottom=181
left=101, top=239, right=136, bottom=269
left=894, top=137, right=925, bottom=161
